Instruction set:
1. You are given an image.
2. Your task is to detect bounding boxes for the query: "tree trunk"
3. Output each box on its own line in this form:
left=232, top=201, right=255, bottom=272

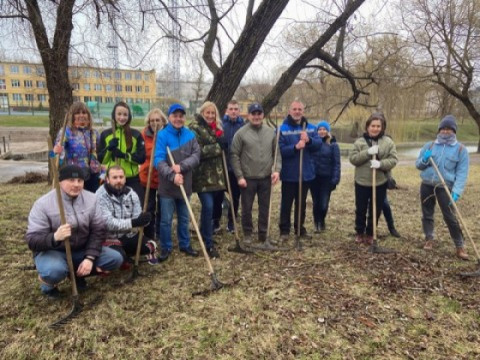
left=205, top=0, right=289, bottom=114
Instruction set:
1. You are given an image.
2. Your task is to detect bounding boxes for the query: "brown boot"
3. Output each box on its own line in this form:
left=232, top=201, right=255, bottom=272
left=423, top=240, right=433, bottom=250
left=456, top=247, right=469, bottom=260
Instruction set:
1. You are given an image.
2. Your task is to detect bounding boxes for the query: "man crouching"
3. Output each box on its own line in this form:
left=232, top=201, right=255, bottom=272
left=96, top=165, right=158, bottom=267
left=25, top=165, right=124, bottom=299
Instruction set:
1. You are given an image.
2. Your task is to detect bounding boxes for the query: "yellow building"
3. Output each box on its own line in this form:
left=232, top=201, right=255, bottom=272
left=0, top=61, right=156, bottom=109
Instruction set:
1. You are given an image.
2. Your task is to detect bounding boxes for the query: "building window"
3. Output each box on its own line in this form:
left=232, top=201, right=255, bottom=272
left=24, top=80, right=33, bottom=88
left=12, top=93, right=22, bottom=101
left=84, top=83, right=91, bottom=91
left=105, top=97, right=113, bottom=103
left=125, top=85, right=132, bottom=92
left=105, top=84, right=112, bottom=92
left=71, top=68, right=79, bottom=77
left=37, top=94, right=47, bottom=101
left=115, top=84, right=122, bottom=92
left=103, top=71, right=111, bottom=79
left=94, top=83, right=102, bottom=91
left=125, top=72, right=132, bottom=80
left=144, top=73, right=150, bottom=81
left=135, top=73, right=142, bottom=80
left=0, top=65, right=4, bottom=75
left=93, top=70, right=101, bottom=79
left=145, top=99, right=150, bottom=104
left=145, top=86, right=149, bottom=93
left=126, top=97, right=134, bottom=103
left=84, top=70, right=90, bottom=78
left=23, top=66, right=32, bottom=74
left=84, top=96, right=92, bottom=102
left=73, top=96, right=80, bottom=102
left=72, top=83, right=80, bottom=90
left=0, top=79, right=6, bottom=90
left=115, top=97, right=122, bottom=103
left=36, top=80, right=46, bottom=88
left=135, top=86, right=142, bottom=93
left=11, top=79, right=20, bottom=88
left=115, top=71, right=122, bottom=80
left=94, top=96, right=103, bottom=103
left=25, top=94, right=34, bottom=102
left=36, top=66, right=45, bottom=76
left=10, top=65, right=19, bottom=74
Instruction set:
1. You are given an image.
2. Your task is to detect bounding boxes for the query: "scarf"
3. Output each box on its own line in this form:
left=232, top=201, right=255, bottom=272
left=435, top=133, right=457, bottom=145
left=208, top=120, right=223, bottom=138
left=105, top=183, right=129, bottom=197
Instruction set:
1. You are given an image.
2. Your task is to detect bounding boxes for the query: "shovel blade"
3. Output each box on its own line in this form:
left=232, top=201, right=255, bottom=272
left=49, top=297, right=83, bottom=328
left=227, top=240, right=254, bottom=254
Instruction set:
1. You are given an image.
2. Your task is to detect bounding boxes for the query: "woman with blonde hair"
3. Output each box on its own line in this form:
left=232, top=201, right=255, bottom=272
left=189, top=101, right=227, bottom=258
left=53, top=101, right=102, bottom=192
left=140, top=108, right=167, bottom=240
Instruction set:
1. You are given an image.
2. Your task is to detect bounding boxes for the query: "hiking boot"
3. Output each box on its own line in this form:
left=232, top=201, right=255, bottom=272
left=243, top=234, right=253, bottom=245
left=145, top=240, right=159, bottom=265
left=423, top=240, right=434, bottom=250
left=158, top=249, right=171, bottom=262
left=364, top=235, right=374, bottom=245
left=389, top=227, right=401, bottom=238
left=226, top=223, right=235, bottom=234
left=456, top=247, right=469, bottom=260
left=42, top=287, right=63, bottom=300
left=314, top=223, right=321, bottom=234
left=120, top=260, right=132, bottom=271
left=300, top=231, right=312, bottom=240
left=180, top=246, right=199, bottom=257
left=207, top=247, right=220, bottom=259
left=280, top=234, right=289, bottom=244
left=355, top=234, right=365, bottom=244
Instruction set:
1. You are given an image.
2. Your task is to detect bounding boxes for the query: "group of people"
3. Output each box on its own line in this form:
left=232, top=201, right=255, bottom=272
left=25, top=99, right=471, bottom=299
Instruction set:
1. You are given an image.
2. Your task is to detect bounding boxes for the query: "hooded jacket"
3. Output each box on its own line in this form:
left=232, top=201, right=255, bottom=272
left=279, top=115, right=321, bottom=182
left=25, top=189, right=105, bottom=259
left=313, top=136, right=341, bottom=185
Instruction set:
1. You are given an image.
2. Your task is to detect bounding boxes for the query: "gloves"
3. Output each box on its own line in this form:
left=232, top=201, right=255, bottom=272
left=217, top=136, right=228, bottom=150
left=422, top=149, right=432, bottom=163
left=131, top=212, right=152, bottom=228
left=367, top=145, right=379, bottom=155
left=370, top=159, right=381, bottom=169
left=107, top=138, right=119, bottom=151
left=112, top=148, right=126, bottom=159
left=451, top=192, right=460, bottom=203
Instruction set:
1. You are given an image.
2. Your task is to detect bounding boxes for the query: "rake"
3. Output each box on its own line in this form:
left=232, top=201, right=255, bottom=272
left=125, top=124, right=159, bottom=282
left=426, top=158, right=480, bottom=277
left=167, top=147, right=236, bottom=296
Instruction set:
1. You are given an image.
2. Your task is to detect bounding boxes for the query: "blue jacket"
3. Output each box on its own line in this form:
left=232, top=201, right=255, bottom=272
left=279, top=116, right=321, bottom=182
left=313, top=136, right=341, bottom=185
left=222, top=115, right=245, bottom=171
left=154, top=123, right=200, bottom=198
left=415, top=140, right=469, bottom=195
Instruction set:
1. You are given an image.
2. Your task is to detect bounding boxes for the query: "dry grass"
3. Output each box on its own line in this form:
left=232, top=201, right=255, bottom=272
left=1, top=157, right=480, bottom=359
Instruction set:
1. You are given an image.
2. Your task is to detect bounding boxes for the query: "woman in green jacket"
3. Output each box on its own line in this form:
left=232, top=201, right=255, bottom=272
left=189, top=101, right=227, bottom=258
left=98, top=101, right=146, bottom=199
left=349, top=112, right=398, bottom=245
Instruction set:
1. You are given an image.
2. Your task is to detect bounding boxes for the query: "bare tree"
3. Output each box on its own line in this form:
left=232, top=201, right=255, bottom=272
left=401, top=0, right=480, bottom=151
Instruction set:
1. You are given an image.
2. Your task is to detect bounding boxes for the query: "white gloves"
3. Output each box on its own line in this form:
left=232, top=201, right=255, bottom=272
left=367, top=145, right=379, bottom=155
left=370, top=160, right=381, bottom=169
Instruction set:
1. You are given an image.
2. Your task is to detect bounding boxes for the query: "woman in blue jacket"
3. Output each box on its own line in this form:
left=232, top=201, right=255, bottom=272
left=311, top=121, right=340, bottom=232
left=415, top=115, right=469, bottom=260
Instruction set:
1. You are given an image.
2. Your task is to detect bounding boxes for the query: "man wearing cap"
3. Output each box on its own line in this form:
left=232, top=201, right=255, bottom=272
left=416, top=115, right=470, bottom=260
left=230, top=102, right=281, bottom=244
left=153, top=103, right=201, bottom=262
left=25, top=165, right=124, bottom=299
left=278, top=100, right=321, bottom=242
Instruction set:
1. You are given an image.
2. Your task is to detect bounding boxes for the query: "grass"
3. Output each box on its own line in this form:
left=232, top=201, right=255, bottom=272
left=1, top=158, right=480, bottom=358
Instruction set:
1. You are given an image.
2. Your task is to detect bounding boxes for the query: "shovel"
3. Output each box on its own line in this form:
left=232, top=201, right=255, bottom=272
left=167, top=147, right=235, bottom=296
left=47, top=136, right=83, bottom=327
left=427, top=158, right=480, bottom=276
left=294, top=122, right=307, bottom=251
left=125, top=124, right=159, bottom=282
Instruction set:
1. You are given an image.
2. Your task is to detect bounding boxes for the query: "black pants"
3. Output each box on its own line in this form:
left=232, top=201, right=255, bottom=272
left=110, top=233, right=153, bottom=261
left=141, top=187, right=161, bottom=240
left=310, top=175, right=333, bottom=226
left=241, top=176, right=271, bottom=238
left=279, top=180, right=311, bottom=235
left=355, top=182, right=387, bottom=236
left=212, top=190, right=224, bottom=228
left=382, top=194, right=395, bottom=230
left=226, top=170, right=241, bottom=228
left=126, top=176, right=145, bottom=204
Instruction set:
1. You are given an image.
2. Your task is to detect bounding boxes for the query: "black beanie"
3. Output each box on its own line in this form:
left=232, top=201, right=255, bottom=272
left=59, top=165, right=86, bottom=182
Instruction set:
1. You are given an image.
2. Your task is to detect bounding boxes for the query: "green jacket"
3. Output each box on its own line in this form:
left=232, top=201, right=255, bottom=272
left=230, top=122, right=281, bottom=180
left=189, top=115, right=226, bottom=193
left=349, top=135, right=397, bottom=186
left=98, top=127, right=146, bottom=178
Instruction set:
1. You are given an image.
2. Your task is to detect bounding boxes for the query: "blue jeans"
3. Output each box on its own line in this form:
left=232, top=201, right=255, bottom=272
left=310, top=176, right=333, bottom=225
left=198, top=192, right=215, bottom=249
left=35, top=247, right=123, bottom=293
left=159, top=196, right=191, bottom=251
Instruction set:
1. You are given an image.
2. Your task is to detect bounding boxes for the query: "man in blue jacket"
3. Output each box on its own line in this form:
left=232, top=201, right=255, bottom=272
left=415, top=115, right=470, bottom=260
left=154, top=103, right=201, bottom=262
left=278, top=100, right=321, bottom=242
